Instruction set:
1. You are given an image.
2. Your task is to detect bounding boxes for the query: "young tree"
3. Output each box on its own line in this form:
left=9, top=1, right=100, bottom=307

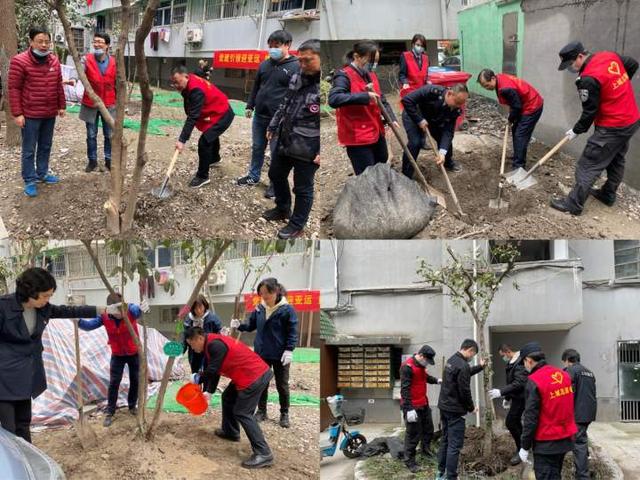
left=417, top=242, right=520, bottom=455
left=0, top=0, right=20, bottom=147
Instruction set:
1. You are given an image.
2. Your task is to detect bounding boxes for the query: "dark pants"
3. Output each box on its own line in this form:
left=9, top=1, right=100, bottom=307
left=196, top=108, right=235, bottom=179
left=21, top=117, right=56, bottom=184
left=437, top=411, right=466, bottom=479
left=505, top=399, right=525, bottom=451
left=258, top=357, right=290, bottom=414
left=404, top=406, right=434, bottom=466
left=566, top=121, right=640, bottom=212
left=248, top=113, right=276, bottom=181
left=221, top=370, right=273, bottom=456
left=401, top=111, right=454, bottom=179
left=345, top=134, right=388, bottom=175
left=188, top=348, right=204, bottom=374
left=533, top=452, right=566, bottom=480
left=512, top=106, right=543, bottom=169
left=574, top=422, right=590, bottom=480
left=269, top=153, right=319, bottom=230
left=107, top=354, right=139, bottom=415
left=0, top=399, right=32, bottom=443
left=86, top=111, right=112, bottom=168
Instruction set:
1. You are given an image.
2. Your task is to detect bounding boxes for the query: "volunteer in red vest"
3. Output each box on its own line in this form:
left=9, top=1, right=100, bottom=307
left=551, top=41, right=640, bottom=215
left=400, top=344, right=442, bottom=474
left=329, top=40, right=399, bottom=175
left=519, top=341, right=577, bottom=479
left=171, top=65, right=235, bottom=188
left=79, top=32, right=116, bottom=173
left=477, top=69, right=544, bottom=170
left=78, top=293, right=149, bottom=427
left=8, top=26, right=65, bottom=198
left=399, top=34, right=429, bottom=100
left=186, top=326, right=274, bottom=469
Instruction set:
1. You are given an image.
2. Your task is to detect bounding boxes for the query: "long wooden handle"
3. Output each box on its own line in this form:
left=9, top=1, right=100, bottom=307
left=522, top=136, right=570, bottom=181
left=424, top=127, right=465, bottom=216
left=500, top=123, right=509, bottom=176
left=74, top=320, right=84, bottom=412
left=164, top=148, right=181, bottom=179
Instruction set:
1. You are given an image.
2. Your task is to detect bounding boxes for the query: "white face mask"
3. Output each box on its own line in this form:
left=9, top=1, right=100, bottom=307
left=502, top=355, right=510, bottom=363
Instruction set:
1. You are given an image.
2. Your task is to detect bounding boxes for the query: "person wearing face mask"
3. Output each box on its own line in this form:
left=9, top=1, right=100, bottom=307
left=400, top=345, right=442, bottom=473
left=477, top=69, right=544, bottom=171
left=0, top=268, right=113, bottom=442
left=182, top=294, right=222, bottom=374
left=329, top=40, right=399, bottom=175
left=400, top=83, right=468, bottom=178
left=551, top=41, right=640, bottom=215
left=237, top=30, right=299, bottom=199
left=519, top=342, right=577, bottom=480
left=230, top=278, right=298, bottom=429
left=399, top=34, right=429, bottom=102
left=436, top=339, right=486, bottom=480
left=8, top=27, right=66, bottom=198
left=78, top=32, right=116, bottom=173
left=487, top=343, right=528, bottom=466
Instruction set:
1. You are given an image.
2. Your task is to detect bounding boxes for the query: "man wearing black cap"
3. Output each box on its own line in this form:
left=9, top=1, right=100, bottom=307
left=399, top=344, right=442, bottom=473
left=551, top=41, right=640, bottom=215
left=562, top=348, right=597, bottom=480
left=519, top=342, right=577, bottom=479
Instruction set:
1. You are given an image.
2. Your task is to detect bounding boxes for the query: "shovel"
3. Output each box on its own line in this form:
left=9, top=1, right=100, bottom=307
left=506, top=136, right=571, bottom=190
left=489, top=124, right=510, bottom=209
left=151, top=148, right=181, bottom=199
left=365, top=84, right=446, bottom=208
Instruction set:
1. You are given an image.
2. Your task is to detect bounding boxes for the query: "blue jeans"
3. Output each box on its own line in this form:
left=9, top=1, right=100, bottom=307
left=86, top=112, right=112, bottom=167
left=21, top=117, right=56, bottom=184
left=512, top=106, right=543, bottom=169
left=437, top=411, right=466, bottom=479
left=248, top=114, right=276, bottom=181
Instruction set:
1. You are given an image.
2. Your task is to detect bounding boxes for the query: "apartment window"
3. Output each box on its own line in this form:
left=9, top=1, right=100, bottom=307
left=173, top=2, right=187, bottom=23
left=614, top=240, right=640, bottom=280
left=190, top=0, right=205, bottom=21
left=270, top=0, right=317, bottom=12
left=67, top=249, right=98, bottom=278
left=490, top=240, right=551, bottom=263
left=71, top=28, right=84, bottom=53
left=161, top=307, right=180, bottom=323
left=157, top=247, right=172, bottom=268
left=155, top=1, right=172, bottom=25
left=377, top=41, right=406, bottom=65
left=205, top=0, right=259, bottom=20
left=223, top=241, right=250, bottom=261
left=131, top=7, right=141, bottom=29
left=96, top=15, right=106, bottom=31
left=172, top=246, right=191, bottom=265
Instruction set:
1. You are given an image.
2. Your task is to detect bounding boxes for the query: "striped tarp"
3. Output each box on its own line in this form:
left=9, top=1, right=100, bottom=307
left=32, top=320, right=186, bottom=427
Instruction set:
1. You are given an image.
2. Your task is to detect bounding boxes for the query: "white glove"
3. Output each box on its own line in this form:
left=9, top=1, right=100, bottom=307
left=220, top=326, right=231, bottom=336
left=281, top=350, right=293, bottom=366
left=105, top=303, right=122, bottom=315
left=565, top=129, right=577, bottom=140
left=190, top=373, right=201, bottom=385
left=406, top=410, right=418, bottom=423
left=518, top=448, right=529, bottom=463
left=437, top=378, right=443, bottom=385
left=488, top=388, right=501, bottom=400
left=203, top=391, right=212, bottom=403
left=139, top=299, right=150, bottom=313
left=502, top=399, right=511, bottom=410
left=230, top=319, right=241, bottom=329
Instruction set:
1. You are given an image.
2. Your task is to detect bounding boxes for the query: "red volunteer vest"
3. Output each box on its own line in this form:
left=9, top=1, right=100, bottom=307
left=203, top=333, right=269, bottom=390
left=102, top=312, right=139, bottom=356
left=581, top=51, right=640, bottom=128
left=400, top=51, right=429, bottom=99
left=528, top=364, right=578, bottom=442
left=401, top=356, right=428, bottom=408
left=335, top=67, right=385, bottom=146
left=495, top=73, right=543, bottom=116
left=184, top=74, right=230, bottom=132
left=81, top=54, right=117, bottom=108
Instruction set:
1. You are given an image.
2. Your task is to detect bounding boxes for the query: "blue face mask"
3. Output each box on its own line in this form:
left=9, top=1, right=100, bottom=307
left=32, top=48, right=50, bottom=58
left=93, top=48, right=105, bottom=57
left=413, top=45, right=424, bottom=55
left=567, top=64, right=579, bottom=74
left=365, top=62, right=378, bottom=72
left=269, top=48, right=284, bottom=61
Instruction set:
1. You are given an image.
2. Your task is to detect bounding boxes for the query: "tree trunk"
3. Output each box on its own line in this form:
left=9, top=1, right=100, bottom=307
left=475, top=318, right=495, bottom=456
left=0, top=0, right=20, bottom=147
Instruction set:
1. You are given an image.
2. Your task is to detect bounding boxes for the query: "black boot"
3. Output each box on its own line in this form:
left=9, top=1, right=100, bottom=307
left=590, top=187, right=615, bottom=206
left=254, top=410, right=268, bottom=422
left=510, top=452, right=522, bottom=466
left=279, top=413, right=290, bottom=428
left=214, top=428, right=240, bottom=442
left=241, top=453, right=274, bottom=469
left=550, top=198, right=582, bottom=215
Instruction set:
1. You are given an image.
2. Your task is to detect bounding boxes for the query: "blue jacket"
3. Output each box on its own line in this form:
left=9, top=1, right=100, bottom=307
left=238, top=303, right=298, bottom=360
left=78, top=303, right=142, bottom=331
left=182, top=310, right=222, bottom=353
left=0, top=293, right=96, bottom=401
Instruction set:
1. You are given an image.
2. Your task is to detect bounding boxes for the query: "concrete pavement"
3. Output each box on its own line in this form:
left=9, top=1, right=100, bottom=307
left=588, top=422, right=640, bottom=478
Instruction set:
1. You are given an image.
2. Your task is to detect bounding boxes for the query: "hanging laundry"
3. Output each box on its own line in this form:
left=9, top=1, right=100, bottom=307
left=163, top=29, right=171, bottom=42
left=150, top=31, right=159, bottom=51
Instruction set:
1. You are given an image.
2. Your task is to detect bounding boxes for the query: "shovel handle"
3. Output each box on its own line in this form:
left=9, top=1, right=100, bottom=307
left=164, top=148, right=181, bottom=179
left=500, top=123, right=509, bottom=176
left=522, top=135, right=570, bottom=181
left=424, top=127, right=465, bottom=217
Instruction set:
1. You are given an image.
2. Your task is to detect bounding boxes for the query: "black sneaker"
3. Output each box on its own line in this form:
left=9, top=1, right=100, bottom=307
left=445, top=162, right=462, bottom=173
left=405, top=462, right=421, bottom=474
left=103, top=415, right=114, bottom=427
left=85, top=163, right=97, bottom=173
left=189, top=176, right=211, bottom=188
left=279, top=413, right=290, bottom=428
left=254, top=410, right=268, bottom=422
left=129, top=407, right=138, bottom=416
left=550, top=198, right=582, bottom=216
left=590, top=188, right=615, bottom=206
left=214, top=428, right=240, bottom=442
left=237, top=175, right=259, bottom=186
left=264, top=184, right=275, bottom=199
left=241, top=453, right=274, bottom=469
left=277, top=224, right=303, bottom=239
left=510, top=453, right=522, bottom=466
left=262, top=208, right=290, bottom=222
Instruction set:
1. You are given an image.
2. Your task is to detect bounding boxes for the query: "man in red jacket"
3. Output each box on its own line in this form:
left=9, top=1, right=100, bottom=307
left=8, top=27, right=65, bottom=198
left=551, top=41, right=640, bottom=215
left=171, top=66, right=235, bottom=188
left=79, top=32, right=116, bottom=173
left=186, top=326, right=274, bottom=469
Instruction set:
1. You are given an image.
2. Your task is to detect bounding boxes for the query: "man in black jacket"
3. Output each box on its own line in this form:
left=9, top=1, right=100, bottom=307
left=0, top=268, right=113, bottom=442
left=562, top=348, right=597, bottom=480
left=400, top=83, right=468, bottom=178
left=436, top=339, right=486, bottom=480
left=237, top=30, right=300, bottom=199
left=263, top=39, right=320, bottom=239
left=488, top=343, right=528, bottom=465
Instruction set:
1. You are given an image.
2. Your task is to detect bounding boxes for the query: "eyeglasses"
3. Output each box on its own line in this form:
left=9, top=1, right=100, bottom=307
left=33, top=39, right=51, bottom=46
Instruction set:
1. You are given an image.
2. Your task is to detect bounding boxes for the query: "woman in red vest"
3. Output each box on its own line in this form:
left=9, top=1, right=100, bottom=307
left=399, top=34, right=429, bottom=99
left=329, top=40, right=399, bottom=175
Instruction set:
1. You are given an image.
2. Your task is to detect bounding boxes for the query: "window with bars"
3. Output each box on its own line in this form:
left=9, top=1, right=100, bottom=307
left=173, top=3, right=187, bottom=23
left=270, top=0, right=317, bottom=12
left=161, top=307, right=180, bottom=323
left=154, top=1, right=172, bottom=25
left=71, top=28, right=84, bottom=53
left=204, top=0, right=260, bottom=20
left=614, top=240, right=640, bottom=280
left=223, top=241, right=250, bottom=261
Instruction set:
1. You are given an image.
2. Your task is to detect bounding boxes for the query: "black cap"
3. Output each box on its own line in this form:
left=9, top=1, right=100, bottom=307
left=558, top=41, right=584, bottom=71
left=418, top=345, right=436, bottom=365
left=520, top=341, right=543, bottom=359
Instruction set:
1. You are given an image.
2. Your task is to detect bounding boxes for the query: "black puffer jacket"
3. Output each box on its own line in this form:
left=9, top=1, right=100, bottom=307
left=437, top=351, right=484, bottom=415
left=499, top=354, right=528, bottom=403
left=247, top=56, right=300, bottom=118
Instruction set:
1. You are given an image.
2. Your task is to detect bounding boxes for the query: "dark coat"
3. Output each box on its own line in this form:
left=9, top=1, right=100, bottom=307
left=565, top=362, right=597, bottom=424
left=238, top=302, right=298, bottom=360
left=247, top=56, right=300, bottom=118
left=500, top=354, right=528, bottom=403
left=0, top=294, right=96, bottom=400
left=437, top=351, right=484, bottom=415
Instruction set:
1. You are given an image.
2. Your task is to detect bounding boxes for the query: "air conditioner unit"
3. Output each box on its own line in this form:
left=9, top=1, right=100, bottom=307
left=55, top=33, right=65, bottom=43
left=186, top=28, right=203, bottom=43
left=209, top=269, right=227, bottom=287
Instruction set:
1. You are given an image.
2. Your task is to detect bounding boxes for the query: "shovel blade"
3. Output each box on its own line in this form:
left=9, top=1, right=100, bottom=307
left=150, top=183, right=173, bottom=199
left=515, top=174, right=538, bottom=190
left=489, top=198, right=509, bottom=209
left=505, top=167, right=528, bottom=185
